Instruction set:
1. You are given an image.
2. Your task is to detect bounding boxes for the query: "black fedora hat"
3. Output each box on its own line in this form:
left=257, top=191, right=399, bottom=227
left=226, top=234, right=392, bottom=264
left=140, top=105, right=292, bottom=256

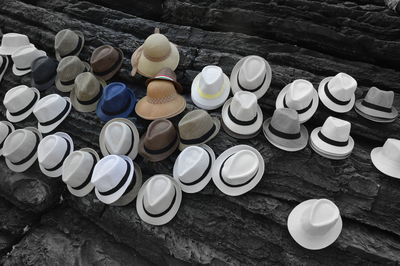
left=31, top=56, right=59, bottom=91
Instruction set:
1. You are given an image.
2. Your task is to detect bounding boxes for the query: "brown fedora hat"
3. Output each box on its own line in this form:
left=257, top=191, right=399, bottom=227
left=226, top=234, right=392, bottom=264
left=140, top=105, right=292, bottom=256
left=90, top=45, right=124, bottom=81
left=139, top=119, right=179, bottom=162
left=145, top=67, right=182, bottom=93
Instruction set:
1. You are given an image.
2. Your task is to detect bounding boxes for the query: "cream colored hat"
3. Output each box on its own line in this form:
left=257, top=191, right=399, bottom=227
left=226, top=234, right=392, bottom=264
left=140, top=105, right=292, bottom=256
left=54, top=29, right=85, bottom=61
left=55, top=56, right=90, bottom=92
left=70, top=72, right=106, bottom=112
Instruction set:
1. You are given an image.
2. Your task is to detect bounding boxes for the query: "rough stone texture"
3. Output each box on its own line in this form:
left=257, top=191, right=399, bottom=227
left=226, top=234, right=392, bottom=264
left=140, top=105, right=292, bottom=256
left=0, top=0, right=400, bottom=265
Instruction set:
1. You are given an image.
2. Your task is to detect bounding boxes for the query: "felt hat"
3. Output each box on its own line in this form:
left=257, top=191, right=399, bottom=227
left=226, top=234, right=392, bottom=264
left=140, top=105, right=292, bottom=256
left=191, top=65, right=231, bottom=110
left=55, top=56, right=90, bottom=92
left=0, top=121, right=14, bottom=156
left=4, top=85, right=40, bottom=123
left=131, top=28, right=179, bottom=78
left=0, top=33, right=33, bottom=55
left=276, top=79, right=319, bottom=123
left=62, top=148, right=99, bottom=197
left=318, top=73, right=357, bottom=113
left=145, top=67, right=183, bottom=93
left=90, top=45, right=124, bottom=81
left=371, top=138, right=400, bottom=179
left=263, top=108, right=309, bottom=152
left=178, top=109, right=220, bottom=150
left=173, top=144, right=215, bottom=193
left=33, top=94, right=72, bottom=134
left=54, top=29, right=85, bottom=61
left=3, top=127, right=42, bottom=172
left=38, top=132, right=74, bottom=178
left=221, top=91, right=263, bottom=139
left=99, top=118, right=140, bottom=160
left=111, top=162, right=143, bottom=207
left=355, top=87, right=398, bottom=123
left=0, top=56, right=9, bottom=82
left=138, top=119, right=179, bottom=162
left=212, top=144, right=265, bottom=196
left=136, top=174, right=182, bottom=225
left=287, top=199, right=342, bottom=250
left=96, top=82, right=137, bottom=122
left=70, top=72, right=106, bottom=112
left=230, top=55, right=272, bottom=99
left=91, top=155, right=135, bottom=204
left=31, top=56, right=59, bottom=91
left=11, top=46, right=46, bottom=76
left=135, top=74, right=186, bottom=120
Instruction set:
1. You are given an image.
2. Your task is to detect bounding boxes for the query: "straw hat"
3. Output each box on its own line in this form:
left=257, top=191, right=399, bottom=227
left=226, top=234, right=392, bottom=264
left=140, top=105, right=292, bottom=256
left=0, top=121, right=14, bottom=156
left=0, top=56, right=9, bottom=82
left=31, top=56, right=59, bottom=91
left=54, top=29, right=85, bottom=61
left=145, top=67, right=183, bottom=93
left=11, top=46, right=46, bottom=76
left=4, top=85, right=40, bottom=123
left=55, top=56, right=90, bottom=92
left=371, top=138, right=400, bottom=179
left=111, top=162, right=142, bottom=207
left=0, top=33, right=33, bottom=55
left=91, top=45, right=124, bottom=81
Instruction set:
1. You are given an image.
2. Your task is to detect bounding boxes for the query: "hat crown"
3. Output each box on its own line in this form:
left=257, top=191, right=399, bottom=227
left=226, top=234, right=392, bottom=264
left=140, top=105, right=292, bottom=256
left=364, top=87, right=394, bottom=108
left=54, top=29, right=79, bottom=56
left=102, top=83, right=131, bottom=113
left=75, top=72, right=101, bottom=100
left=286, top=79, right=314, bottom=109
left=3, top=129, right=37, bottom=161
left=1, top=33, right=30, bottom=48
left=12, top=46, right=46, bottom=68
left=32, top=56, right=58, bottom=83
left=143, top=175, right=175, bottom=214
left=178, top=110, right=214, bottom=139
left=92, top=155, right=130, bottom=192
left=143, top=33, right=171, bottom=59
left=104, top=121, right=133, bottom=154
left=199, top=66, right=224, bottom=95
left=33, top=94, right=67, bottom=123
left=230, top=91, right=258, bottom=121
left=90, top=45, right=119, bottom=72
left=270, top=108, right=301, bottom=134
left=238, top=56, right=266, bottom=90
left=321, top=117, right=351, bottom=142
left=0, top=122, right=11, bottom=144
left=57, top=56, right=86, bottom=81
left=4, top=85, right=35, bottom=113
left=38, top=134, right=69, bottom=168
left=175, top=146, right=209, bottom=182
left=327, top=72, right=357, bottom=101
left=381, top=138, right=400, bottom=162
left=221, top=150, right=259, bottom=186
left=144, top=119, right=177, bottom=150
left=147, top=80, right=176, bottom=101
left=62, top=151, right=94, bottom=186
left=301, top=199, right=340, bottom=235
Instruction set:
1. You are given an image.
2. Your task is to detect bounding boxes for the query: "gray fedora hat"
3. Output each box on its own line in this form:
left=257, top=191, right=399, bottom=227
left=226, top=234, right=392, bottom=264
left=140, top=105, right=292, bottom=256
left=70, top=72, right=106, bottom=112
left=55, top=56, right=90, bottom=92
left=54, top=29, right=85, bottom=61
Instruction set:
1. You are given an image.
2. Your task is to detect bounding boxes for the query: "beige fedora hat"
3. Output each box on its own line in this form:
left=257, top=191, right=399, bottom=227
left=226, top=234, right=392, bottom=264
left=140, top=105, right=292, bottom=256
left=55, top=56, right=90, bottom=92
left=131, top=28, right=179, bottom=78
left=54, top=29, right=85, bottom=61
left=371, top=138, right=400, bottom=179
left=70, top=72, right=106, bottom=112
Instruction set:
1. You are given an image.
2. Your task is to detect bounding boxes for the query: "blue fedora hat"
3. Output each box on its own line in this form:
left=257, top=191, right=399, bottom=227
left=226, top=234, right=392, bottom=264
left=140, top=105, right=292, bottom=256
left=96, top=82, right=137, bottom=121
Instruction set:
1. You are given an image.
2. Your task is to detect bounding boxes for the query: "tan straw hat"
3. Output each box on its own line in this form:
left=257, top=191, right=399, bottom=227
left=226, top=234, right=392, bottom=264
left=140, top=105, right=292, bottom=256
left=70, top=72, right=106, bottom=112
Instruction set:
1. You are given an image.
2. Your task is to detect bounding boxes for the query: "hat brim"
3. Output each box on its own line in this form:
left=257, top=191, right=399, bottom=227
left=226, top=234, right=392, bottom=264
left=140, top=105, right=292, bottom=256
left=310, top=127, right=354, bottom=156
left=179, top=117, right=221, bottom=151
left=66, top=148, right=99, bottom=197
left=5, top=127, right=42, bottom=173
left=37, top=97, right=72, bottom=134
left=110, top=162, right=143, bottom=206
left=55, top=31, right=85, bottom=61
left=221, top=98, right=263, bottom=137
left=309, top=139, right=351, bottom=160
left=94, top=48, right=124, bottom=81
left=96, top=89, right=136, bottom=122
left=318, top=77, right=355, bottom=113
left=191, top=72, right=231, bottom=110
left=354, top=107, right=397, bottom=123
left=0, top=121, right=14, bottom=156
left=55, top=62, right=91, bottom=92
left=6, top=87, right=40, bottom=123
left=276, top=83, right=319, bottom=123
left=70, top=78, right=106, bottom=113
left=12, top=64, right=31, bottom=76
left=174, top=144, right=215, bottom=193
left=0, top=56, right=9, bottom=82
left=371, top=147, right=400, bottom=179
left=135, top=94, right=186, bottom=120
left=221, top=120, right=261, bottom=139
left=39, top=132, right=74, bottom=178
left=95, top=155, right=134, bottom=204
left=99, top=118, right=140, bottom=160
left=138, top=134, right=179, bottom=162
left=354, top=100, right=398, bottom=121
left=263, top=118, right=308, bottom=152
left=136, top=175, right=182, bottom=225
left=211, top=145, right=265, bottom=196
left=230, top=55, right=272, bottom=99
left=0, top=44, right=35, bottom=56
left=287, top=199, right=343, bottom=250
left=136, top=43, right=179, bottom=78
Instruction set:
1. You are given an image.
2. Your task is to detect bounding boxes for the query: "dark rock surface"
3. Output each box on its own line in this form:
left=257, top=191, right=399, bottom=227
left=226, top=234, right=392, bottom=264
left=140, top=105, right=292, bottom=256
left=0, top=0, right=399, bottom=265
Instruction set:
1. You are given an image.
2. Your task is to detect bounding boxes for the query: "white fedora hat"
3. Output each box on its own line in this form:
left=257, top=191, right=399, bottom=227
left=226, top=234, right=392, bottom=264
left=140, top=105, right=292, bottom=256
left=191, top=65, right=230, bottom=110
left=62, top=148, right=99, bottom=197
left=11, top=46, right=46, bottom=76
left=0, top=56, right=9, bottom=82
left=3, top=127, right=42, bottom=172
left=212, top=145, right=265, bottom=196
left=310, top=116, right=354, bottom=158
left=4, top=85, right=40, bottom=123
left=222, top=91, right=263, bottom=139
left=91, top=155, right=135, bottom=204
left=0, top=121, right=14, bottom=156
left=99, top=118, right=140, bottom=160
left=309, top=139, right=351, bottom=160
left=0, top=33, right=34, bottom=55
left=263, top=108, right=308, bottom=152
left=38, top=132, right=74, bottom=178
left=136, top=174, right=182, bottom=226
left=55, top=56, right=90, bottom=92
left=173, top=144, right=215, bottom=193
left=276, top=79, right=319, bottom=123
left=33, top=94, right=72, bottom=134
left=230, top=55, right=272, bottom=99
left=287, top=199, right=342, bottom=250
left=318, top=73, right=357, bottom=113
left=371, top=138, right=400, bottom=179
